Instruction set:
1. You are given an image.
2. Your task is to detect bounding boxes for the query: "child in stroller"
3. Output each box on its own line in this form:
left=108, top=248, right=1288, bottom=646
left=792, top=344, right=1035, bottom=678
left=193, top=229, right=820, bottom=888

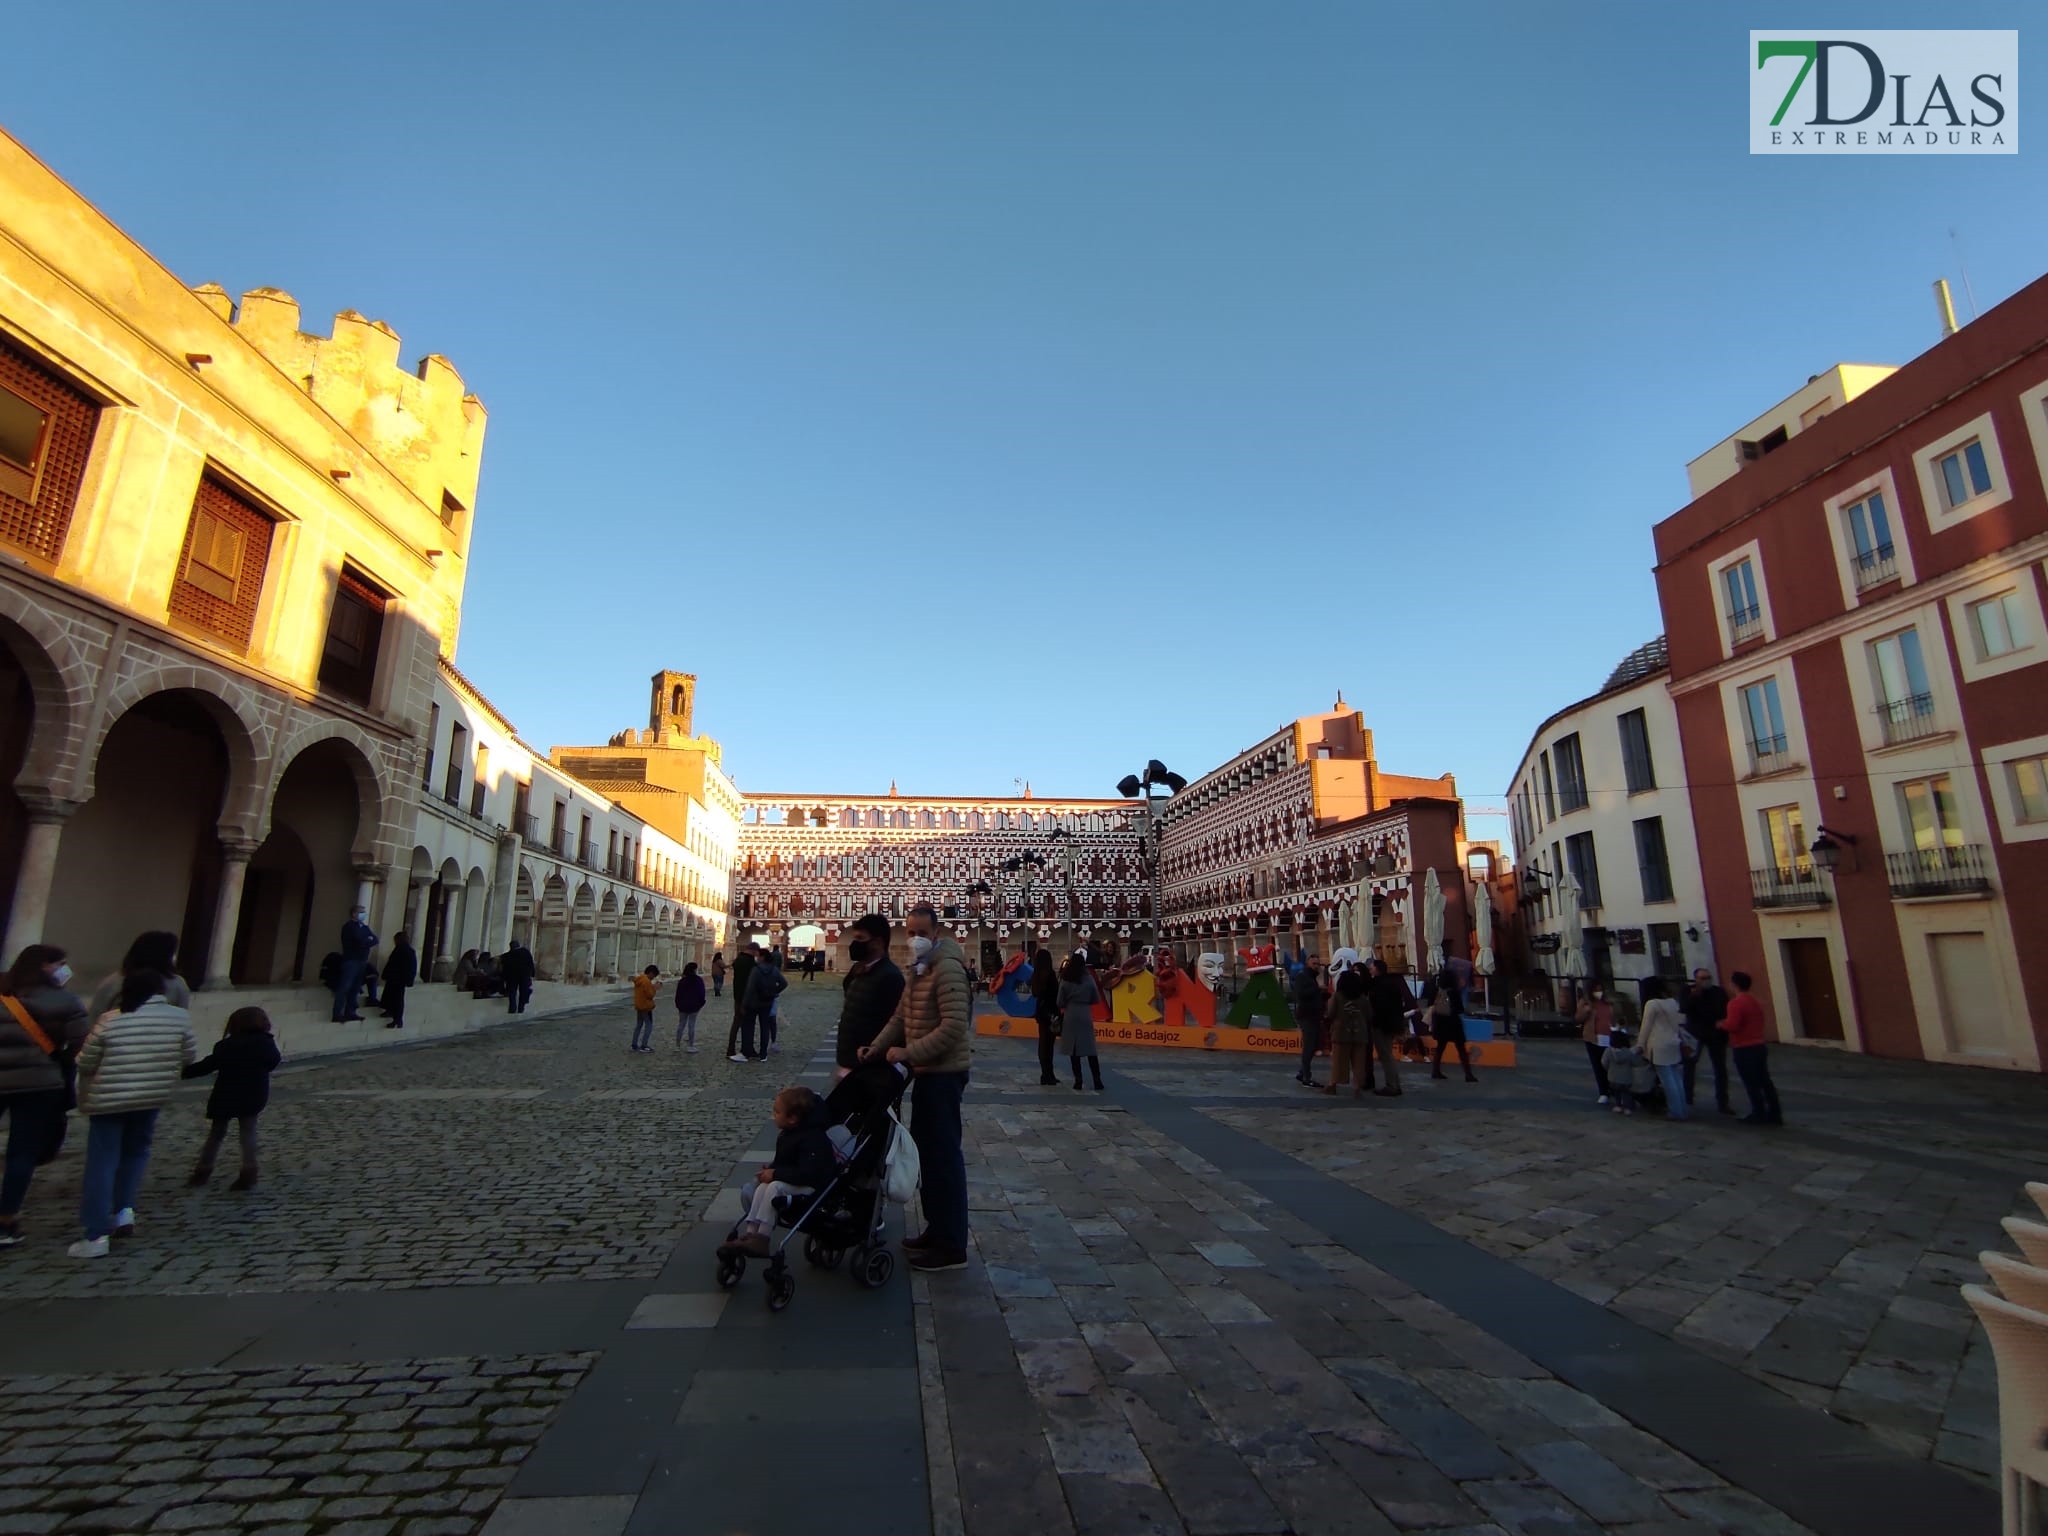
left=716, top=1059, right=912, bottom=1310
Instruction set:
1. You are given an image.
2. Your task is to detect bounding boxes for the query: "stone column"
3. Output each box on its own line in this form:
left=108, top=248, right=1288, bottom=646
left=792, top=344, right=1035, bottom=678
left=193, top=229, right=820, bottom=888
left=489, top=833, right=521, bottom=954
left=405, top=876, right=433, bottom=943
left=1, top=793, right=77, bottom=959
left=432, top=886, right=460, bottom=982
left=200, top=839, right=262, bottom=990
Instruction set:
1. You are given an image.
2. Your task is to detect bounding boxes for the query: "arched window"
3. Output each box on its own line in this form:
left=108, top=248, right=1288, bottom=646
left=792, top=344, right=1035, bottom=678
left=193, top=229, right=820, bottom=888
left=671, top=684, right=685, bottom=715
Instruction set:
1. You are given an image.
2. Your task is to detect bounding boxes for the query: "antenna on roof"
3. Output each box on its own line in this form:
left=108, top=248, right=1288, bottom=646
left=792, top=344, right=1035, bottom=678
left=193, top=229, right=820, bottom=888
left=1949, top=229, right=1980, bottom=319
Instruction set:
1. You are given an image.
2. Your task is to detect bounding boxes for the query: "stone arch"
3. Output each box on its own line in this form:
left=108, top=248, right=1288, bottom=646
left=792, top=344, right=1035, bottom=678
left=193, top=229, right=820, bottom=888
left=536, top=872, right=569, bottom=978
left=597, top=889, right=621, bottom=978
left=266, top=715, right=398, bottom=861
left=0, top=597, right=89, bottom=795
left=568, top=881, right=597, bottom=980
left=84, top=665, right=269, bottom=835
left=512, top=864, right=537, bottom=948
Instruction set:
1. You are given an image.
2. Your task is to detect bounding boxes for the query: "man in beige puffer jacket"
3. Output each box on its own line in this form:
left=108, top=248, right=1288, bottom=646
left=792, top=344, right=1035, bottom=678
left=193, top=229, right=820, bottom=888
left=861, top=902, right=972, bottom=1272
left=70, top=975, right=196, bottom=1258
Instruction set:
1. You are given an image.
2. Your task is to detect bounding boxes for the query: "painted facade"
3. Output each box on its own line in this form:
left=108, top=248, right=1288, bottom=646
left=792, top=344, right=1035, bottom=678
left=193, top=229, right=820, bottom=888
left=0, top=127, right=481, bottom=983
left=1653, top=271, right=2048, bottom=1070
left=1509, top=638, right=1713, bottom=996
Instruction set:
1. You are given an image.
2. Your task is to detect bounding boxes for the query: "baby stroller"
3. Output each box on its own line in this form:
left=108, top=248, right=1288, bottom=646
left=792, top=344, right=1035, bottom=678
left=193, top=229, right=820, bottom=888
left=715, top=1060, right=913, bottom=1311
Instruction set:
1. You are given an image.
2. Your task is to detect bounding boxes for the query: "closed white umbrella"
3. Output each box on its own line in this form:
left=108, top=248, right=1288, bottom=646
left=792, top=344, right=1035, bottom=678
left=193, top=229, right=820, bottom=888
left=1558, top=877, right=1586, bottom=979
left=1474, top=881, right=1495, bottom=976
left=1422, top=868, right=1445, bottom=973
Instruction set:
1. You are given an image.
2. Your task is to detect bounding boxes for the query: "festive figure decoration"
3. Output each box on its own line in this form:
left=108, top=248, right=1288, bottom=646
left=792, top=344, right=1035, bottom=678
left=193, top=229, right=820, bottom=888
left=1196, top=953, right=1228, bottom=993
left=1154, top=949, right=1216, bottom=1031
left=1103, top=951, right=1160, bottom=1025
left=1225, top=940, right=1294, bottom=1029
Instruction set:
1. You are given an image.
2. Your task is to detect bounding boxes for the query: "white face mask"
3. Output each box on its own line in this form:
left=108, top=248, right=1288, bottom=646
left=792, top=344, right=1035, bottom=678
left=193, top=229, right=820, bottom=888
left=50, top=964, right=73, bottom=988
left=909, top=935, right=935, bottom=961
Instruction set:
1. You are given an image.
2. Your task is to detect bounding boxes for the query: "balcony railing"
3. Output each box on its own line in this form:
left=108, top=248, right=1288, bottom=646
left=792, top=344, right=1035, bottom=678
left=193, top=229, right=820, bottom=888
left=1747, top=733, right=1792, bottom=776
left=1729, top=605, right=1764, bottom=645
left=1751, top=864, right=1829, bottom=909
left=577, top=840, right=596, bottom=869
left=1875, top=692, right=1940, bottom=746
left=1887, top=844, right=1993, bottom=898
left=1852, top=544, right=1898, bottom=590
left=520, top=814, right=541, bottom=844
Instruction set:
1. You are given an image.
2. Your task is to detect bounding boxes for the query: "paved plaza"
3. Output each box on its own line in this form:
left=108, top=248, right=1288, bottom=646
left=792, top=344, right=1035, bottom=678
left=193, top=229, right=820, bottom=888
left=0, top=982, right=2032, bottom=1534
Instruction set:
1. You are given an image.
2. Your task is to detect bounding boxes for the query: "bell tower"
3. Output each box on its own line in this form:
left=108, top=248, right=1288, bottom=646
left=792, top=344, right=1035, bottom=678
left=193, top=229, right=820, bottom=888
left=649, top=670, right=696, bottom=739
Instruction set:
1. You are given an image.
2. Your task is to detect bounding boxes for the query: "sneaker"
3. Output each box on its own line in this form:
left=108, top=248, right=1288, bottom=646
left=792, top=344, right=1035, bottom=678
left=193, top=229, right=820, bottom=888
left=112, top=1209, right=135, bottom=1237
left=768, top=1043, right=781, bottom=1055
left=686, top=1045, right=699, bottom=1054
left=728, top=1053, right=748, bottom=1063
left=1597, top=1094, right=1610, bottom=1105
left=68, top=1236, right=109, bottom=1259
left=0, top=1225, right=22, bottom=1248
left=907, top=1247, right=969, bottom=1273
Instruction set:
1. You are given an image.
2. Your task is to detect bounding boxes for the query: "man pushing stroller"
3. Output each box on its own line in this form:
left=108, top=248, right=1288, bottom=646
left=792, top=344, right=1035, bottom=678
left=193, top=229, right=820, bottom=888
left=722, top=1086, right=835, bottom=1257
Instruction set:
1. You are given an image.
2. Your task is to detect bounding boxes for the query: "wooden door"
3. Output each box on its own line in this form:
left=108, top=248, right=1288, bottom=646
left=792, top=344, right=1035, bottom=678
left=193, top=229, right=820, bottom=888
left=1783, top=937, right=1844, bottom=1040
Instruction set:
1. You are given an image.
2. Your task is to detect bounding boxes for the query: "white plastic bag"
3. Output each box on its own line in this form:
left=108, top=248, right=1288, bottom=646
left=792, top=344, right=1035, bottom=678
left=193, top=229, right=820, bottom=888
left=882, top=1112, right=921, bottom=1204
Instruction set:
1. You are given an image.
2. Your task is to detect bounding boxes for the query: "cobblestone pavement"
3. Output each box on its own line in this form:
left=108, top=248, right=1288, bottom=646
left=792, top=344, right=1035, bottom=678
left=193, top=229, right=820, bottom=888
left=1170, top=1039, right=2046, bottom=1483
left=0, top=984, right=838, bottom=1536
left=0, top=993, right=781, bottom=1298
left=0, top=1354, right=590, bottom=1536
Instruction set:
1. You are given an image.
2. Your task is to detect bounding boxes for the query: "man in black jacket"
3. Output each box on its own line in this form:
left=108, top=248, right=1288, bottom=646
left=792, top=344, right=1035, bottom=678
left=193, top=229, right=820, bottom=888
left=836, top=914, right=907, bottom=1077
left=1681, top=967, right=1732, bottom=1114
left=726, top=945, right=760, bottom=1060
left=500, top=939, right=536, bottom=1015
left=382, top=932, right=418, bottom=1029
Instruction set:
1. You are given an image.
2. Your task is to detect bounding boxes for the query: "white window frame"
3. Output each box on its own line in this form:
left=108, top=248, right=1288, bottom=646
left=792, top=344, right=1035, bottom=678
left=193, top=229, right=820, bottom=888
left=1726, top=664, right=1801, bottom=779
left=2021, top=375, right=2048, bottom=504
left=1821, top=469, right=1916, bottom=608
left=1708, top=539, right=1775, bottom=657
left=1983, top=731, right=2048, bottom=846
left=1912, top=411, right=2012, bottom=532
left=1946, top=565, right=2048, bottom=684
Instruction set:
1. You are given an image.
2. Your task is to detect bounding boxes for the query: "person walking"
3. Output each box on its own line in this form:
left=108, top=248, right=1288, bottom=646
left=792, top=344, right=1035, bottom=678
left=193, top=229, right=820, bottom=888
left=499, top=937, right=536, bottom=1016
left=1637, top=978, right=1694, bottom=1120
left=1323, top=967, right=1372, bottom=1097
left=88, top=932, right=193, bottom=1019
left=1576, top=984, right=1617, bottom=1104
left=726, top=946, right=759, bottom=1061
left=1364, top=959, right=1409, bottom=1096
left=673, top=962, right=707, bottom=1052
left=380, top=932, right=417, bottom=1030
left=1423, top=962, right=1479, bottom=1083
left=1058, top=954, right=1102, bottom=1091
left=1681, top=967, right=1732, bottom=1114
left=331, top=906, right=377, bottom=1023
left=1723, top=970, right=1783, bottom=1125
left=0, top=945, right=90, bottom=1247
left=630, top=964, right=660, bottom=1052
left=758, top=950, right=788, bottom=1055
left=860, top=902, right=972, bottom=1274
left=836, top=916, right=906, bottom=1080
left=711, top=952, right=726, bottom=999
left=184, top=1006, right=281, bottom=1189
left=736, top=949, right=784, bottom=1061
left=69, top=971, right=196, bottom=1258
left=1290, top=955, right=1326, bottom=1087
left=1030, top=947, right=1061, bottom=1087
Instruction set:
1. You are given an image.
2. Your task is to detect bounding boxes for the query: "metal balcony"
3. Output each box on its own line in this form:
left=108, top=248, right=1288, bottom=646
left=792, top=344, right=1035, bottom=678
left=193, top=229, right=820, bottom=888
left=1747, top=733, right=1792, bottom=776
left=1729, top=605, right=1764, bottom=645
left=1852, top=544, right=1898, bottom=590
left=1875, top=693, right=1940, bottom=746
left=1887, top=844, right=1992, bottom=898
left=1751, top=864, right=1828, bottom=909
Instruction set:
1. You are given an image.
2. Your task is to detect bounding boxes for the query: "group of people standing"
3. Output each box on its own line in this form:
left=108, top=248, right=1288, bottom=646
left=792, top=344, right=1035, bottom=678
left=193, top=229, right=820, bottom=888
left=1290, top=954, right=1478, bottom=1095
left=0, top=932, right=280, bottom=1259
left=1577, top=967, right=1783, bottom=1125
left=1027, top=949, right=1107, bottom=1091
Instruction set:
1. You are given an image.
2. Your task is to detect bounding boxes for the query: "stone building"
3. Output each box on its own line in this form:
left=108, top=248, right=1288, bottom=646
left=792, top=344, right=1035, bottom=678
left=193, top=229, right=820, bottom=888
left=0, top=127, right=482, bottom=983
left=732, top=790, right=1147, bottom=971
left=1155, top=702, right=1471, bottom=971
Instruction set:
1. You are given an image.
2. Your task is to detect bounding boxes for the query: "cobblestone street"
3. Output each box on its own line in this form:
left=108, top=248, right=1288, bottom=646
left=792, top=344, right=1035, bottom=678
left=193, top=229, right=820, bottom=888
left=0, top=986, right=2023, bottom=1534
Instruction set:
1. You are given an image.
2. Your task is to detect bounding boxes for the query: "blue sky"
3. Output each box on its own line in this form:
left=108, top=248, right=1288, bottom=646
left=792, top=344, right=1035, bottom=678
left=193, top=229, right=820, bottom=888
left=8, top=4, right=2042, bottom=848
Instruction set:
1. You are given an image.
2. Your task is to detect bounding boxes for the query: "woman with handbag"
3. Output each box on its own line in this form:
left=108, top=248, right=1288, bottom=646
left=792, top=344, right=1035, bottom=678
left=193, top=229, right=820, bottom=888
left=1030, top=948, right=1060, bottom=1087
left=1058, top=954, right=1103, bottom=1091
left=0, top=944, right=90, bottom=1247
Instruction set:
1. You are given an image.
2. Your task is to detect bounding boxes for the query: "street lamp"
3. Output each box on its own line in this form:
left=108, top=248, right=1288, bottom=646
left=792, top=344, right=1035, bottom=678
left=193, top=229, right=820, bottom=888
left=1001, top=851, right=1047, bottom=948
left=1809, top=827, right=1858, bottom=875
left=1048, top=828, right=1076, bottom=954
left=965, top=879, right=992, bottom=964
left=1117, top=759, right=1186, bottom=950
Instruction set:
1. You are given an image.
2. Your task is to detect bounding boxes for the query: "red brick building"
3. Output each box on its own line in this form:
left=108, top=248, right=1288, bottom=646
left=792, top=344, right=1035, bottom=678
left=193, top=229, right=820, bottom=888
left=1653, top=274, right=2048, bottom=1070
